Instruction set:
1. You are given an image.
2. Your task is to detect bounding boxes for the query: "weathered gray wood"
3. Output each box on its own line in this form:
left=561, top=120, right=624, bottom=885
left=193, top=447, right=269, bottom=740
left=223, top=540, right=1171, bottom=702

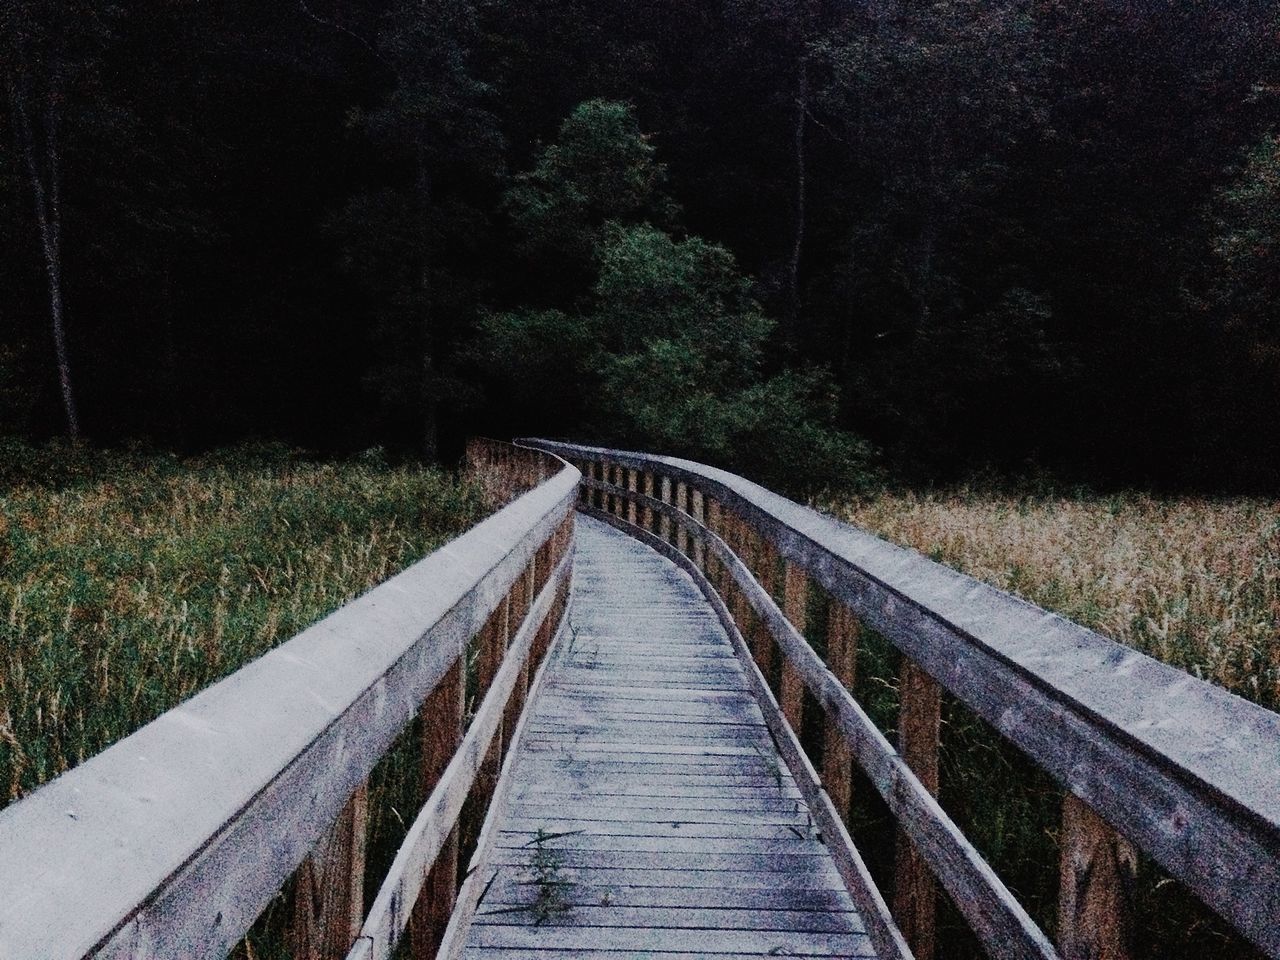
left=824, top=600, right=858, bottom=822
left=346, top=546, right=574, bottom=960
left=572, top=511, right=913, bottom=960
left=895, top=659, right=941, bottom=960
left=0, top=461, right=578, bottom=960
left=409, top=656, right=465, bottom=960
left=1058, top=792, right=1136, bottom=960
left=435, top=569, right=577, bottom=960
left=451, top=518, right=881, bottom=960
left=538, top=438, right=1280, bottom=959
left=655, top=502, right=1057, bottom=960
left=290, top=785, right=368, bottom=960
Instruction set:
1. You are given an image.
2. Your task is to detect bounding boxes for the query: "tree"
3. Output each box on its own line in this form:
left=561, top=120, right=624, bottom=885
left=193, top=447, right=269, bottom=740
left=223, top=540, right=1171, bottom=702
left=1, top=1, right=113, bottom=439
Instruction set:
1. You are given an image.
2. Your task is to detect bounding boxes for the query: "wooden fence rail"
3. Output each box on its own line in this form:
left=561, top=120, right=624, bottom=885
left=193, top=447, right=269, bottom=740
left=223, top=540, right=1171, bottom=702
left=0, top=440, right=577, bottom=960
left=523, top=438, right=1280, bottom=960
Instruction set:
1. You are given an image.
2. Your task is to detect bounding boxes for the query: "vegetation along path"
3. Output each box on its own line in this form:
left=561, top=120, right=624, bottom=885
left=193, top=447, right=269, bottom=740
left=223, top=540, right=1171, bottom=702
left=454, top=516, right=875, bottom=958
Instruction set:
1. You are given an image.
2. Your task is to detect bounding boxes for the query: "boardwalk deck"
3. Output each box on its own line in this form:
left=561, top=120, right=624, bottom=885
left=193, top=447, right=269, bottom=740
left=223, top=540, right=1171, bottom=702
left=455, top=516, right=878, bottom=959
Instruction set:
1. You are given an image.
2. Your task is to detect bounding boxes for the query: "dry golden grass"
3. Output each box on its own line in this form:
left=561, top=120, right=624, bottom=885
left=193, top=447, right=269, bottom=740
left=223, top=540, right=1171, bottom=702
left=823, top=489, right=1280, bottom=710
left=0, top=445, right=486, bottom=807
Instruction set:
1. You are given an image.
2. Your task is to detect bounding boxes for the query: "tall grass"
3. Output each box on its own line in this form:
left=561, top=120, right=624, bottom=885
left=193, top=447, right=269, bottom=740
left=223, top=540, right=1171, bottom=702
left=813, top=488, right=1279, bottom=959
left=826, top=488, right=1280, bottom=710
left=0, top=442, right=487, bottom=807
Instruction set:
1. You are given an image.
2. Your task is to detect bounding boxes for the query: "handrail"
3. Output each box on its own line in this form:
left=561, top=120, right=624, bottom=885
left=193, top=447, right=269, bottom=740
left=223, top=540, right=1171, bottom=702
left=523, top=438, right=1280, bottom=960
left=0, top=440, right=578, bottom=960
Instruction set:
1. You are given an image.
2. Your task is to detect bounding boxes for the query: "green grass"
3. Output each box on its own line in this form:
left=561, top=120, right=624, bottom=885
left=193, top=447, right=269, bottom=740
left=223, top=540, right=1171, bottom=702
left=0, top=441, right=488, bottom=807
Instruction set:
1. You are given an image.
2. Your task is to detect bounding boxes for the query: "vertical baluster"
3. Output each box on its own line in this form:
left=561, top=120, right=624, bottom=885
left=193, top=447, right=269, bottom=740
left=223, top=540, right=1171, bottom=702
left=675, top=481, right=689, bottom=555
left=704, top=498, right=722, bottom=592
left=823, top=601, right=858, bottom=822
left=627, top=468, right=638, bottom=524
left=408, top=656, right=465, bottom=959
left=642, top=471, right=655, bottom=532
left=781, top=560, right=808, bottom=731
left=613, top=464, right=625, bottom=518
left=894, top=659, right=940, bottom=960
left=659, top=476, right=672, bottom=541
left=690, top=488, right=705, bottom=569
left=1059, top=794, right=1137, bottom=960
left=289, top=786, right=368, bottom=960
left=753, top=531, right=778, bottom=689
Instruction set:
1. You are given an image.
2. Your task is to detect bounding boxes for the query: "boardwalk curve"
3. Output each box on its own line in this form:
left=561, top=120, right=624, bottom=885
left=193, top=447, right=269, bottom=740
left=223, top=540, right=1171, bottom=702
left=454, top=517, right=876, bottom=958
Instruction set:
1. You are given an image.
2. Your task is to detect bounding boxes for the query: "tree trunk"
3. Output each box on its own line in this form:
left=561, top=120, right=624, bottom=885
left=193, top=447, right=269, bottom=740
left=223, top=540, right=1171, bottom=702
left=12, top=78, right=80, bottom=440
left=416, top=162, right=438, bottom=462
left=785, top=53, right=809, bottom=334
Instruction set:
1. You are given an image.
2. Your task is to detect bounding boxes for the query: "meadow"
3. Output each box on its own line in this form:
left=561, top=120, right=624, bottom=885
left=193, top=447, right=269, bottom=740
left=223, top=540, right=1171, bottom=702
left=817, top=487, right=1279, bottom=959
left=0, top=442, right=488, bottom=807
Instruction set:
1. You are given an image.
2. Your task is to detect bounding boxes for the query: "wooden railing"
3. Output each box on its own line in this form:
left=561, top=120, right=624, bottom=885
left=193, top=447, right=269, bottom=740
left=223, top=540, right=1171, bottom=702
left=0, top=440, right=577, bottom=960
left=524, top=439, right=1280, bottom=960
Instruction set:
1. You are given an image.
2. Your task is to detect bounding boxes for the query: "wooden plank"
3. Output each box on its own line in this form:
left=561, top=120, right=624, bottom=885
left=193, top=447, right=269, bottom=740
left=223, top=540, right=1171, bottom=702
left=1058, top=793, right=1136, bottom=960
left=289, top=785, right=368, bottom=960
left=676, top=480, right=689, bottom=555
left=435, top=568, right=577, bottom=960
left=0, top=462, right=579, bottom=960
left=451, top=518, right=882, bottom=960
left=410, top=657, right=466, bottom=959
left=894, top=658, right=941, bottom=960
left=525, top=439, right=1280, bottom=958
left=690, top=487, right=705, bottom=569
left=781, top=560, right=808, bottom=732
left=626, top=468, right=638, bottom=525
left=346, top=547, right=574, bottom=960
left=465, top=924, right=874, bottom=955
left=551, top=512, right=914, bottom=960
left=824, top=601, right=858, bottom=823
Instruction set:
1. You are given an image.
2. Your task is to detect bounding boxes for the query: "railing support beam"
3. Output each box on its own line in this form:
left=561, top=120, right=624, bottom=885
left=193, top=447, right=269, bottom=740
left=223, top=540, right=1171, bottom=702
left=1059, top=793, right=1137, bottom=960
left=894, top=658, right=940, bottom=960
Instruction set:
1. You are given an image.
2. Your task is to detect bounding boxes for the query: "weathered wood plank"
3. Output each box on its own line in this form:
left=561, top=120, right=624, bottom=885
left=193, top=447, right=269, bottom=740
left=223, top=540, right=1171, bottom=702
left=0, top=461, right=579, bottom=960
left=824, top=600, right=858, bottom=823
left=290, top=785, right=368, bottom=960
left=895, top=658, right=941, bottom=960
left=1058, top=792, right=1136, bottom=960
left=532, top=439, right=1280, bottom=958
left=452, top=518, right=883, bottom=960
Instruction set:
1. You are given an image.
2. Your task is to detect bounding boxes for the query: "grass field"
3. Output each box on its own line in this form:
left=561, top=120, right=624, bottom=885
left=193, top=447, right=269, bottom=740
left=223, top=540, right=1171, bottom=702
left=816, top=487, right=1279, bottom=959
left=828, top=488, right=1280, bottom=711
left=0, top=443, right=487, bottom=807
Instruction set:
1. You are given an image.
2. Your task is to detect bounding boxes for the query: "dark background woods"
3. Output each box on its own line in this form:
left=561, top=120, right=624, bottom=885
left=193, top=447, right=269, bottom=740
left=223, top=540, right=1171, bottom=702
left=3, top=1, right=1278, bottom=491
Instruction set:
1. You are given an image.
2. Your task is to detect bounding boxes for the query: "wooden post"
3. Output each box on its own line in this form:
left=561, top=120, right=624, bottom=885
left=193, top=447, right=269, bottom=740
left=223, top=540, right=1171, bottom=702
left=675, top=481, right=689, bottom=555
left=627, top=468, right=638, bottom=524
left=781, top=560, right=808, bottom=732
left=289, top=785, right=368, bottom=960
left=1059, top=793, right=1137, bottom=960
left=690, top=488, right=705, bottom=570
left=613, top=464, right=625, bottom=518
left=894, top=658, right=941, bottom=960
left=823, top=601, right=859, bottom=822
left=659, top=476, right=672, bottom=542
left=754, top=533, right=778, bottom=689
left=408, top=656, right=465, bottom=959
left=642, top=471, right=655, bottom=531
left=705, top=498, right=721, bottom=589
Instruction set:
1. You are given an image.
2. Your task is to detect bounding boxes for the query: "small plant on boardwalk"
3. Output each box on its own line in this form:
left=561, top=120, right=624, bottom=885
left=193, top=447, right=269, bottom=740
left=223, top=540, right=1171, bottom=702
left=526, top=828, right=573, bottom=924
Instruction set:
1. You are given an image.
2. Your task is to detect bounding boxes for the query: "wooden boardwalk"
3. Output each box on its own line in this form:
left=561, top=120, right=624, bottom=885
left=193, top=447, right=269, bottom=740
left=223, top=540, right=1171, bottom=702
left=457, top=516, right=876, bottom=959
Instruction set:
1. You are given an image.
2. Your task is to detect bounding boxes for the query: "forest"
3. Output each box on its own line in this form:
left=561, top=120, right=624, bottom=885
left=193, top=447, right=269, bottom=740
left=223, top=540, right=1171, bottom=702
left=3, top=1, right=1279, bottom=491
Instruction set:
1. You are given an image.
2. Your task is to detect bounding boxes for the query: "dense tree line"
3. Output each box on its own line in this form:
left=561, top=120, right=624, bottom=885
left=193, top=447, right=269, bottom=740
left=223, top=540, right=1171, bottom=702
left=2, top=1, right=1277, bottom=490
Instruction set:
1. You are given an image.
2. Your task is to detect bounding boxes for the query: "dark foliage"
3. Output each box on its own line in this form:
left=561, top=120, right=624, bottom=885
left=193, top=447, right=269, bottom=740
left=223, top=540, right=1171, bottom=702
left=2, top=0, right=1277, bottom=490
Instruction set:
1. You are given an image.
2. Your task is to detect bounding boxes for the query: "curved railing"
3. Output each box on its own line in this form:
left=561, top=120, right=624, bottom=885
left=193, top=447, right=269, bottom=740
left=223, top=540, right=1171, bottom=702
left=523, top=439, right=1280, bottom=960
left=0, top=440, right=578, bottom=960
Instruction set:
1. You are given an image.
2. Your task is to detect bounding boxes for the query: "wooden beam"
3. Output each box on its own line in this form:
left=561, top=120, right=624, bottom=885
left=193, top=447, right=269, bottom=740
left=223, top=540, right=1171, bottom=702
left=781, top=561, right=808, bottom=732
left=523, top=440, right=1280, bottom=960
left=1059, top=793, right=1136, bottom=960
left=675, top=481, right=689, bottom=555
left=289, top=785, right=368, bottom=960
left=659, top=475, right=672, bottom=542
left=627, top=468, right=638, bottom=525
left=642, top=471, right=655, bottom=532
left=409, top=657, right=465, bottom=959
left=824, top=601, right=858, bottom=823
left=895, top=658, right=941, bottom=960
left=690, top=488, right=705, bottom=570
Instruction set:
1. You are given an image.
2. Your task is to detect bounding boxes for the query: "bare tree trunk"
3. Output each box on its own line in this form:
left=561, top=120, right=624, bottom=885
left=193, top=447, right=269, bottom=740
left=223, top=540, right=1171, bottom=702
left=785, top=54, right=809, bottom=334
left=12, top=77, right=81, bottom=440
left=416, top=163, right=438, bottom=463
